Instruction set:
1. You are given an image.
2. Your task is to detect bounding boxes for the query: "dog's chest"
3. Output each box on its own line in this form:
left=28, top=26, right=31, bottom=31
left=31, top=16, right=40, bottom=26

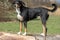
left=16, top=8, right=23, bottom=21
left=16, top=8, right=21, bottom=14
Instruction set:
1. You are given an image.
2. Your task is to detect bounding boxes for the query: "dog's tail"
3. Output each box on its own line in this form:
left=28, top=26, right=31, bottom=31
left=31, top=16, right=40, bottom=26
left=46, top=4, right=57, bottom=12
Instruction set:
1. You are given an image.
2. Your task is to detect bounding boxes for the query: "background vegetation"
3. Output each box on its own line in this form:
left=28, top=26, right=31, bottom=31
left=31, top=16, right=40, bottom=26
left=0, top=0, right=60, bottom=21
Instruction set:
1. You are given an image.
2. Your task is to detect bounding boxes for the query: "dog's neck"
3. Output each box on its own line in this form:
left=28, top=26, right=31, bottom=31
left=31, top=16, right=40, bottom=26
left=16, top=7, right=21, bottom=15
left=20, top=5, right=26, bottom=12
left=16, top=5, right=26, bottom=15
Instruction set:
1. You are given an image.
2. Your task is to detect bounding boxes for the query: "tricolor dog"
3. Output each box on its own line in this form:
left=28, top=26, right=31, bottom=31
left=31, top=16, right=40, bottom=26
left=13, top=0, right=57, bottom=36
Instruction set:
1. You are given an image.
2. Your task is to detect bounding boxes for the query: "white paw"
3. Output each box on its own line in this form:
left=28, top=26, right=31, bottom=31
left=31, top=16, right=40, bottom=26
left=23, top=32, right=27, bottom=36
left=17, top=32, right=22, bottom=35
left=40, top=33, right=45, bottom=36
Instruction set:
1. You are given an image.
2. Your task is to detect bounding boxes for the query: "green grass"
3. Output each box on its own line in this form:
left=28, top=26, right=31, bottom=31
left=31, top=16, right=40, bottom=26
left=0, top=15, right=60, bottom=35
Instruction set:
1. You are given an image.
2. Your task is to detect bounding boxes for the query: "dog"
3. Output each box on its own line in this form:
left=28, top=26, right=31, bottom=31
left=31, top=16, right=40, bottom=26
left=13, top=0, right=57, bottom=36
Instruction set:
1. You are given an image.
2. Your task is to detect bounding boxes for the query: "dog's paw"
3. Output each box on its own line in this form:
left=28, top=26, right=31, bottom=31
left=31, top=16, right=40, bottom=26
left=40, top=33, right=45, bottom=36
left=17, top=32, right=22, bottom=35
left=23, top=32, right=27, bottom=36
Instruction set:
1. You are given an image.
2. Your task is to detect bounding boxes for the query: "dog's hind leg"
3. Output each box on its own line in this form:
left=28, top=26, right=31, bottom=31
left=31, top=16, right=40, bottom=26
left=41, top=14, right=49, bottom=40
left=40, top=13, right=49, bottom=36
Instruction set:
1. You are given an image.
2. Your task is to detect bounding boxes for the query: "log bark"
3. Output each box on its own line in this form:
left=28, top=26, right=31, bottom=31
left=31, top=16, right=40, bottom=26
left=0, top=32, right=35, bottom=40
left=0, top=32, right=60, bottom=40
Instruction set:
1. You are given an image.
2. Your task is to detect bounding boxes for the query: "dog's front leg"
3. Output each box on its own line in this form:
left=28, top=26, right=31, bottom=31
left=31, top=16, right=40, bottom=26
left=17, top=21, right=23, bottom=35
left=23, top=21, right=27, bottom=35
left=20, top=21, right=23, bottom=33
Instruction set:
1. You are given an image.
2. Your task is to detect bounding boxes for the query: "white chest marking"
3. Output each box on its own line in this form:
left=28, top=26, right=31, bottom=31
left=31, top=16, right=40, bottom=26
left=16, top=8, right=21, bottom=14
left=16, top=8, right=23, bottom=21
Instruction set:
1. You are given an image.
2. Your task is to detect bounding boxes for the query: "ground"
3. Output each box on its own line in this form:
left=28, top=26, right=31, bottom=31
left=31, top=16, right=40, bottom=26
left=0, top=32, right=60, bottom=40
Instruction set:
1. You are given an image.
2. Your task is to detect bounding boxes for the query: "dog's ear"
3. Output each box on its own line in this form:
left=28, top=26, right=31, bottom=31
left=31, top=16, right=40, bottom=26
left=19, top=1, right=25, bottom=5
left=21, top=1, right=25, bottom=5
left=12, top=0, right=15, bottom=4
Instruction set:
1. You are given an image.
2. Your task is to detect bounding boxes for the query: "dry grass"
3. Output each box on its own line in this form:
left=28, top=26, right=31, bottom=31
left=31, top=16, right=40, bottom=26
left=53, top=8, right=60, bottom=16
left=42, top=6, right=60, bottom=16
left=48, top=8, right=60, bottom=16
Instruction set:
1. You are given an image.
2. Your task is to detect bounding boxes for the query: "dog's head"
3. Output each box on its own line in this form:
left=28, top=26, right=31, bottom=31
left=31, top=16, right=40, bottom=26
left=13, top=0, right=25, bottom=8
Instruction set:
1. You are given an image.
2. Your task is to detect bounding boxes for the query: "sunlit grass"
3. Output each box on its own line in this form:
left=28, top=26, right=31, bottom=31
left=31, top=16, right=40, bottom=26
left=0, top=15, right=60, bottom=35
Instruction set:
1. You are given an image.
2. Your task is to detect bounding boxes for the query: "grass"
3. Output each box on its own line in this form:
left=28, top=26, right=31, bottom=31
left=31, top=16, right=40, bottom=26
left=0, top=15, right=60, bottom=35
